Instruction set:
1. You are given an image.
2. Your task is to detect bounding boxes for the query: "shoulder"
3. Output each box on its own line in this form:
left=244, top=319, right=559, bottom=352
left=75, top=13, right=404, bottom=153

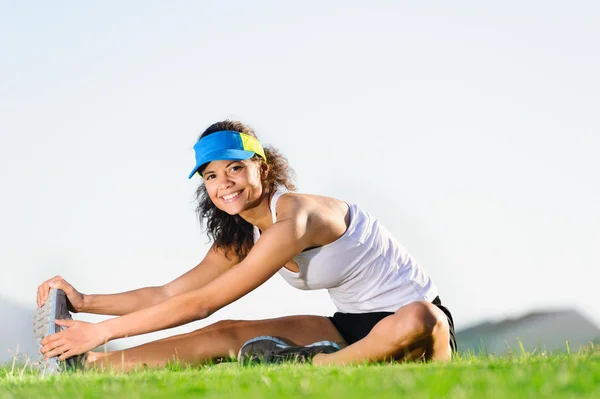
left=273, top=192, right=351, bottom=247
left=273, top=192, right=311, bottom=221
left=274, top=192, right=346, bottom=225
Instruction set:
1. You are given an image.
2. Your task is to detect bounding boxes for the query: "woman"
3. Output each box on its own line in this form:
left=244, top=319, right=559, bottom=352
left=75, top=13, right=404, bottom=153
left=37, top=120, right=457, bottom=371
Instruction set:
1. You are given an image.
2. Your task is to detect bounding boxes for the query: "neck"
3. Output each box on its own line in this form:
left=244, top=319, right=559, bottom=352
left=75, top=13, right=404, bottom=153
left=238, top=189, right=273, bottom=231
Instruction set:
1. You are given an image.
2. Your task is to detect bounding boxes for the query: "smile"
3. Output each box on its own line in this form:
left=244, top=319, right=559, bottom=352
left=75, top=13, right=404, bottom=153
left=220, top=190, right=242, bottom=203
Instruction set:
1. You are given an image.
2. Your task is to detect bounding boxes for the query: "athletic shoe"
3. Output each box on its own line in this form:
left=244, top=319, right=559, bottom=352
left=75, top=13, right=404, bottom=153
left=33, top=288, right=86, bottom=373
left=237, top=335, right=341, bottom=364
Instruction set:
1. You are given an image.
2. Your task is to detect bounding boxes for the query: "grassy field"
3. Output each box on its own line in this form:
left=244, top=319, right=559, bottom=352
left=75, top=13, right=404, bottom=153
left=1, top=350, right=599, bottom=399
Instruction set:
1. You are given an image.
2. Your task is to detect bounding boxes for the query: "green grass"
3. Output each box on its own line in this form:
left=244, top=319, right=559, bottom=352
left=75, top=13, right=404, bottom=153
left=1, top=351, right=599, bottom=399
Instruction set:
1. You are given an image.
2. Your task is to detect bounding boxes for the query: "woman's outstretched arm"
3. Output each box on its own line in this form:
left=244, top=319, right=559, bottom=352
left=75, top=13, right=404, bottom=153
left=83, top=245, right=239, bottom=315
left=36, top=244, right=238, bottom=316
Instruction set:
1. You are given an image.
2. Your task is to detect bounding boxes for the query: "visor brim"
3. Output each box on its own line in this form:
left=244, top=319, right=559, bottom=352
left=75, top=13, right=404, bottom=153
left=187, top=149, right=256, bottom=179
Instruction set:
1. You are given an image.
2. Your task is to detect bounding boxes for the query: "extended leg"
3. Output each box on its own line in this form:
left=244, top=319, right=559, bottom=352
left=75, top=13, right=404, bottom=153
left=87, top=315, right=344, bottom=371
left=313, top=301, right=452, bottom=366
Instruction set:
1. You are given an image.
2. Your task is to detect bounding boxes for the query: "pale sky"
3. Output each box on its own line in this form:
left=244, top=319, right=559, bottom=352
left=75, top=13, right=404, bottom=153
left=1, top=1, right=599, bottom=354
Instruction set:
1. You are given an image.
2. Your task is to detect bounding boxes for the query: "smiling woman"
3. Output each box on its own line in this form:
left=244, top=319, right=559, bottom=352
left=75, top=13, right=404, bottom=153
left=36, top=120, right=456, bottom=372
left=192, top=121, right=296, bottom=262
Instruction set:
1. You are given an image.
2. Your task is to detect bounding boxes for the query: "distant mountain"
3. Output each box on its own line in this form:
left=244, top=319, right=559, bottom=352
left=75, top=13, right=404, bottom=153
left=456, top=309, right=600, bottom=355
left=0, top=296, right=39, bottom=364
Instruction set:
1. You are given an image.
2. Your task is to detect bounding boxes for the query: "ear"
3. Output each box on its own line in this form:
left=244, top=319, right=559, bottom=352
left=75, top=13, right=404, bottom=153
left=260, top=162, right=270, bottom=179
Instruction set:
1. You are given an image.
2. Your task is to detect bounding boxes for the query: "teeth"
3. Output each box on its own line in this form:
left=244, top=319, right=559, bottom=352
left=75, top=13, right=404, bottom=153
left=222, top=191, right=241, bottom=200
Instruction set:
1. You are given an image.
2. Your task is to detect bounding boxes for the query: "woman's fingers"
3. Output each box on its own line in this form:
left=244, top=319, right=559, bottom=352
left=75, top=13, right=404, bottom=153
left=54, top=319, right=75, bottom=328
left=58, top=350, right=76, bottom=361
left=37, top=285, right=44, bottom=307
left=44, top=345, right=67, bottom=360
left=36, top=275, right=65, bottom=307
left=41, top=338, right=65, bottom=357
left=50, top=280, right=70, bottom=294
left=41, top=337, right=64, bottom=354
left=41, top=330, right=62, bottom=346
left=40, top=320, right=74, bottom=346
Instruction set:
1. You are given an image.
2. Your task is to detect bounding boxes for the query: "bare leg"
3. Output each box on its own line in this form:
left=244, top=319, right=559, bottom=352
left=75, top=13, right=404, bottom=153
left=313, top=301, right=452, bottom=366
left=87, top=315, right=344, bottom=371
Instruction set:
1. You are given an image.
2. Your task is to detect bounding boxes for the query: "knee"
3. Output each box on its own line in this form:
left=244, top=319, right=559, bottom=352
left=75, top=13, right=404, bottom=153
left=208, top=319, right=239, bottom=330
left=397, top=301, right=446, bottom=341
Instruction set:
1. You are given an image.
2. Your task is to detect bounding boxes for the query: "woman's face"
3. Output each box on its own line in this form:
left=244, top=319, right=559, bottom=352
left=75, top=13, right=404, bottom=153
left=202, top=159, right=266, bottom=215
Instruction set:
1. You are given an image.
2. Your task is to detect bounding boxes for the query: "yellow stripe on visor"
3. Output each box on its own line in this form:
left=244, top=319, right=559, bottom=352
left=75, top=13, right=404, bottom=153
left=240, top=133, right=266, bottom=161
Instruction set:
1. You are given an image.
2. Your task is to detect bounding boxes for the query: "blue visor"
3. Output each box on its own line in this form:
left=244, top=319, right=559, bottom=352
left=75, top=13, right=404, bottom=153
left=188, top=130, right=266, bottom=178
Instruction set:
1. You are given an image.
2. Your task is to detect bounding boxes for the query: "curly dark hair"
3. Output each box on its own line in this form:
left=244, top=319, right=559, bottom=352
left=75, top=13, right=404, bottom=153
left=194, top=120, right=296, bottom=260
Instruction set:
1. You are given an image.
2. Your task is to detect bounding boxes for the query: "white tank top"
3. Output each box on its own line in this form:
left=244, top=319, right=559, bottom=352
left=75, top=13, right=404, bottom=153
left=253, top=189, right=438, bottom=313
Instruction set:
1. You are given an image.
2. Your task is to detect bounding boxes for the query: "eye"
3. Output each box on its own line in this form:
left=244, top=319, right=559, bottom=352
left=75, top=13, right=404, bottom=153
left=204, top=174, right=216, bottom=181
left=230, top=165, right=243, bottom=172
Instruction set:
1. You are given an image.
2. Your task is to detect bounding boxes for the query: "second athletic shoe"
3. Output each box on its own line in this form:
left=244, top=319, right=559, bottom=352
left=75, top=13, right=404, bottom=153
left=33, top=288, right=86, bottom=373
left=237, top=335, right=341, bottom=364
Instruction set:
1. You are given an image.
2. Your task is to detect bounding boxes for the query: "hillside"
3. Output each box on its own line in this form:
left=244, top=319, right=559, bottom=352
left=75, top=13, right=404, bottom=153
left=457, top=309, right=600, bottom=355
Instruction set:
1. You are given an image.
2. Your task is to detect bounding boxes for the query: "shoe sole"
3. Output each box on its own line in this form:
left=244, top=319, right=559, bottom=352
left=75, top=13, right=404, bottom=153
left=237, top=336, right=341, bottom=363
left=33, top=288, right=72, bottom=374
left=237, top=336, right=291, bottom=362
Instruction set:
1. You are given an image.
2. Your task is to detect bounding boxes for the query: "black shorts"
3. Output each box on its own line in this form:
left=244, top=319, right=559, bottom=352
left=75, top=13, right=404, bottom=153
left=327, top=296, right=457, bottom=353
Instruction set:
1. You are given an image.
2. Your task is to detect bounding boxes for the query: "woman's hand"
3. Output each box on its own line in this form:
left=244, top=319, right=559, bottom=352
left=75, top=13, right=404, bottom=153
left=37, top=276, right=85, bottom=312
left=40, top=320, right=110, bottom=361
